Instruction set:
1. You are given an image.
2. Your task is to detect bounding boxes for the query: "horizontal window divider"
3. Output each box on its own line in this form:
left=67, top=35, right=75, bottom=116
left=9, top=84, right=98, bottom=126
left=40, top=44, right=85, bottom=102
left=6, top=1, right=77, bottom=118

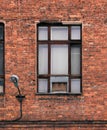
left=70, top=43, right=81, bottom=46
left=0, top=41, right=4, bottom=44
left=0, top=92, right=4, bottom=96
left=0, top=75, right=4, bottom=78
left=49, top=75, right=69, bottom=77
left=38, top=75, right=50, bottom=78
left=49, top=41, right=69, bottom=44
left=70, top=41, right=82, bottom=44
left=38, top=75, right=69, bottom=77
left=38, top=41, right=81, bottom=44
left=37, top=41, right=49, bottom=43
left=38, top=41, right=69, bottom=44
left=70, top=75, right=81, bottom=78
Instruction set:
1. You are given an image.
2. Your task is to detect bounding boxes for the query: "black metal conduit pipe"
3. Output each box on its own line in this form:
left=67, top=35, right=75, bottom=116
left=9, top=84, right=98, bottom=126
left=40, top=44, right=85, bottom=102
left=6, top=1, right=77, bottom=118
left=0, top=120, right=107, bottom=125
left=0, top=94, right=25, bottom=122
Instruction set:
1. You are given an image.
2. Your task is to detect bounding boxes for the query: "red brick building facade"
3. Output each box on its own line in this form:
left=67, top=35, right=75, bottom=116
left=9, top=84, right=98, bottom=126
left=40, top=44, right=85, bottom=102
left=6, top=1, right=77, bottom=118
left=0, top=0, right=107, bottom=129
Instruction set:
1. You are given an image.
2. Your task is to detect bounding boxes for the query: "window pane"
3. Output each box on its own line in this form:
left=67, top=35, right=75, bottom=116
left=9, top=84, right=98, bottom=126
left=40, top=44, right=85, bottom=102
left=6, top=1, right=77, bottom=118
left=71, top=26, right=81, bottom=40
left=71, top=46, right=80, bottom=75
left=50, top=77, right=68, bottom=93
left=0, top=78, right=4, bottom=93
left=71, top=79, right=81, bottom=94
left=0, top=44, right=3, bottom=75
left=51, top=45, right=68, bottom=74
left=38, top=27, right=48, bottom=40
left=38, top=79, right=48, bottom=93
left=51, top=26, right=68, bottom=40
left=0, top=26, right=3, bottom=40
left=38, top=45, right=48, bottom=74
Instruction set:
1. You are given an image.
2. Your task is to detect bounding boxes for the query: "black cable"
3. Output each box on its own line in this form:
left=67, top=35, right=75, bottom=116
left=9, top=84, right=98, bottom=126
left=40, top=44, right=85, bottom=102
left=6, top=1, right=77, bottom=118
left=11, top=100, right=22, bottom=122
left=17, top=86, right=21, bottom=96
left=0, top=98, right=23, bottom=122
left=0, top=85, right=24, bottom=122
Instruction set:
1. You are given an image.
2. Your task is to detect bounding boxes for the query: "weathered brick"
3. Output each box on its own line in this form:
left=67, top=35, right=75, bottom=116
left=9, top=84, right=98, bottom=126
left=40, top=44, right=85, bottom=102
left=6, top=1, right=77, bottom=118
left=0, top=0, right=107, bottom=129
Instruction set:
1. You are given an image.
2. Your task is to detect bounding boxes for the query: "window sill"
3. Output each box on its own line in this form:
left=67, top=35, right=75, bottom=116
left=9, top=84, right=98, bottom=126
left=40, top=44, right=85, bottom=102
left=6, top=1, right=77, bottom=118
left=36, top=92, right=82, bottom=96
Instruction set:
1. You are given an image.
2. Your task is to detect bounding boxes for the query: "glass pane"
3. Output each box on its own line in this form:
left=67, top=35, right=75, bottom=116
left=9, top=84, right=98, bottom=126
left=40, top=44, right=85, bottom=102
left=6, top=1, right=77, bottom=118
left=51, top=45, right=68, bottom=74
left=0, top=78, right=4, bottom=93
left=71, top=26, right=81, bottom=40
left=71, top=79, right=81, bottom=94
left=50, top=77, right=68, bottom=93
left=38, top=79, right=48, bottom=93
left=0, top=44, right=3, bottom=75
left=51, top=26, right=68, bottom=40
left=38, top=45, right=48, bottom=74
left=71, top=46, right=80, bottom=75
left=38, top=27, right=48, bottom=40
left=0, top=26, right=3, bottom=40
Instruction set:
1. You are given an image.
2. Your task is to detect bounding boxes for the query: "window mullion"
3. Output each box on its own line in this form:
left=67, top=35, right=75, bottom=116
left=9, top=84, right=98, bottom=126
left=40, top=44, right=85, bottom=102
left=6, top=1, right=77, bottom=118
left=68, top=26, right=71, bottom=93
left=0, top=23, right=4, bottom=93
left=68, top=43, right=71, bottom=92
left=68, top=26, right=71, bottom=41
left=48, top=43, right=51, bottom=93
left=48, top=26, right=51, bottom=93
left=48, top=26, right=50, bottom=41
left=80, top=45, right=82, bottom=93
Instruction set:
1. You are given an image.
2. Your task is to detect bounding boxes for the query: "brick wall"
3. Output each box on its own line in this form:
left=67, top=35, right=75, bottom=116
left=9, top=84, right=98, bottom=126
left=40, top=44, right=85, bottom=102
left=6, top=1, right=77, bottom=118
left=0, top=0, right=107, bottom=129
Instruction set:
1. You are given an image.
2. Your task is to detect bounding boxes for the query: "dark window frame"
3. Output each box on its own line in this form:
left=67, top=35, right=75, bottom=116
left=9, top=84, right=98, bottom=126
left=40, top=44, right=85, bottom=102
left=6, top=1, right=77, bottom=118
left=37, top=23, right=82, bottom=95
left=0, top=23, right=5, bottom=94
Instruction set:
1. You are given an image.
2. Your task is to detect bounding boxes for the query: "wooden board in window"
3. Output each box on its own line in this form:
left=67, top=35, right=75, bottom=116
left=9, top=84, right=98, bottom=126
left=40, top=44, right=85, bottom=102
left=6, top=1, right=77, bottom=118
left=52, top=82, right=67, bottom=92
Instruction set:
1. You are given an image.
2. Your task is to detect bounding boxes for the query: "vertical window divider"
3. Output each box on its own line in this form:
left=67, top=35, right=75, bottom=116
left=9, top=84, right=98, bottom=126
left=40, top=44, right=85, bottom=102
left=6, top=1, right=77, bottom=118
left=37, top=78, right=39, bottom=93
left=80, top=29, right=82, bottom=93
left=48, top=44, right=51, bottom=93
left=68, top=44, right=71, bottom=93
left=80, top=25, right=82, bottom=42
left=68, top=26, right=71, bottom=93
left=3, top=23, right=5, bottom=94
left=37, top=26, right=39, bottom=93
left=48, top=26, right=51, bottom=92
left=79, top=45, right=82, bottom=93
left=48, top=26, right=50, bottom=41
left=0, top=23, right=4, bottom=94
left=37, top=44, right=38, bottom=93
left=68, top=26, right=71, bottom=41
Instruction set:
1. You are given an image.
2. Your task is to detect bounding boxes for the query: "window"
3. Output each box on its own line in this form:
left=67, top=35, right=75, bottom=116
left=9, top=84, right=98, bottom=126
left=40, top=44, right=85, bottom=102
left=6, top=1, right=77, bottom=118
left=0, top=23, right=4, bottom=93
left=37, top=23, right=82, bottom=94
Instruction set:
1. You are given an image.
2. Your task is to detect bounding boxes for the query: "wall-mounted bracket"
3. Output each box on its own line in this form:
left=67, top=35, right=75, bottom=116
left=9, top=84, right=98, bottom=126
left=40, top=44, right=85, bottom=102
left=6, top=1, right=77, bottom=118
left=16, top=95, right=25, bottom=103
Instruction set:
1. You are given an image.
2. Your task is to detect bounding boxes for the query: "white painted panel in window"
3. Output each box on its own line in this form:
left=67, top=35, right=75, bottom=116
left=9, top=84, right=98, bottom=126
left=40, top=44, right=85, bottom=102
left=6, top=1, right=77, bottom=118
left=51, top=45, right=68, bottom=74
left=38, top=27, right=48, bottom=40
left=71, top=46, right=80, bottom=75
left=71, top=26, right=81, bottom=40
left=38, top=79, right=48, bottom=93
left=39, top=45, right=48, bottom=74
left=71, top=79, right=81, bottom=94
left=51, top=26, right=68, bottom=40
